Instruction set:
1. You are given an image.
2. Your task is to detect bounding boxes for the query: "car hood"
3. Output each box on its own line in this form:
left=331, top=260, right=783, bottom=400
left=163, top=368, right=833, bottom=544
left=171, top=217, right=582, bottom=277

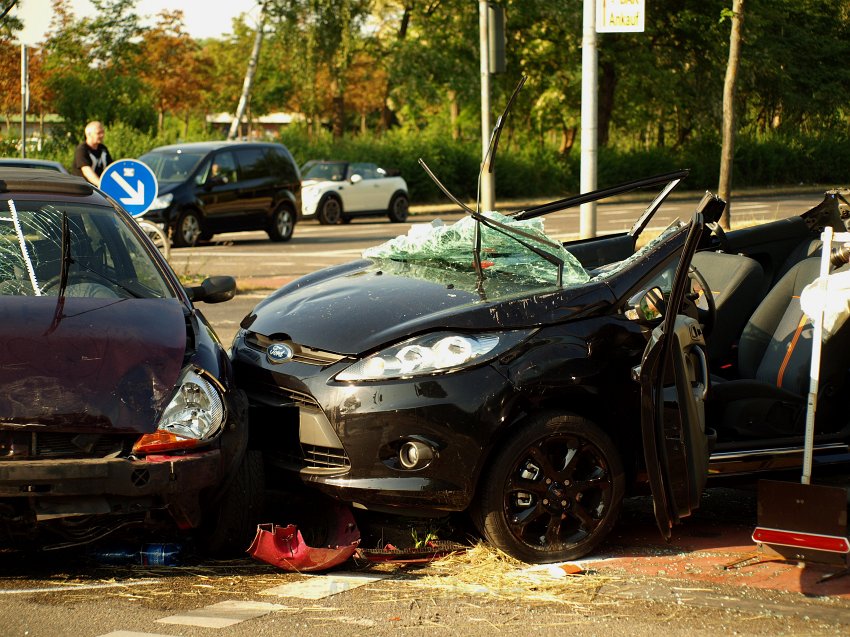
left=0, top=297, right=186, bottom=433
left=243, top=259, right=612, bottom=355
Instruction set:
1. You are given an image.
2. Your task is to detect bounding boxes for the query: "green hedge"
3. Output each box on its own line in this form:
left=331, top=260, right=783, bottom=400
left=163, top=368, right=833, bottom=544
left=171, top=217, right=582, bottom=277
left=10, top=124, right=850, bottom=201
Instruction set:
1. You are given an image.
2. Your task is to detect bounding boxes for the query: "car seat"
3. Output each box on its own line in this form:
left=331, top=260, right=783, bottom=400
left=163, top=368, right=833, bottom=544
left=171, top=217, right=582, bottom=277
left=692, top=250, right=765, bottom=367
left=710, top=257, right=850, bottom=439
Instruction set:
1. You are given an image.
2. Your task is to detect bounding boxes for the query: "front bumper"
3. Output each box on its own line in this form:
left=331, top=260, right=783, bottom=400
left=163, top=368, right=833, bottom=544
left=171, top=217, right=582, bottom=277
left=233, top=333, right=516, bottom=515
left=0, top=450, right=223, bottom=527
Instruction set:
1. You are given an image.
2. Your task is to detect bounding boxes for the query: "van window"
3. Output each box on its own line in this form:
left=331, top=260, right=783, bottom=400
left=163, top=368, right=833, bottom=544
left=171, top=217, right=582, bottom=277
left=236, top=148, right=266, bottom=181
left=210, top=151, right=238, bottom=184
left=266, top=146, right=298, bottom=183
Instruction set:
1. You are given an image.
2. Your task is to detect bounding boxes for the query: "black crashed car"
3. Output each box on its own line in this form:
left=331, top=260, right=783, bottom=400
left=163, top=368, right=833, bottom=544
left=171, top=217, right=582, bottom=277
left=139, top=141, right=301, bottom=247
left=0, top=169, right=262, bottom=552
left=232, top=170, right=850, bottom=563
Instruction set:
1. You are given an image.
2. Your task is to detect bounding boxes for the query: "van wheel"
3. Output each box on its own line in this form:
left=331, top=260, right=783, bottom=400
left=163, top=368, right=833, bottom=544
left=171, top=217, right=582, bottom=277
left=317, top=195, right=342, bottom=225
left=173, top=210, right=203, bottom=247
left=198, top=450, right=265, bottom=556
left=474, top=412, right=624, bottom=563
left=267, top=206, right=294, bottom=242
left=387, top=193, right=409, bottom=223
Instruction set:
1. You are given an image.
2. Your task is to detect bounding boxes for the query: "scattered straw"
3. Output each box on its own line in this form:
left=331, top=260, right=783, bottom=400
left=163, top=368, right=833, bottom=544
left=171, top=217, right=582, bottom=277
left=397, top=542, right=622, bottom=607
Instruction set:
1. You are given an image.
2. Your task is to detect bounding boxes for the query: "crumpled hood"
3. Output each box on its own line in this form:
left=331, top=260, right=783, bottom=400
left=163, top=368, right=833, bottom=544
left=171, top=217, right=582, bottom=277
left=0, top=297, right=187, bottom=433
left=244, top=260, right=609, bottom=355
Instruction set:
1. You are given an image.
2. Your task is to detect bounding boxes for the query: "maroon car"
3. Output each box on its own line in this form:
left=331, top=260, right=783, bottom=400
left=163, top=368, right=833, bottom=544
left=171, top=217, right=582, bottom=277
left=0, top=169, right=261, bottom=552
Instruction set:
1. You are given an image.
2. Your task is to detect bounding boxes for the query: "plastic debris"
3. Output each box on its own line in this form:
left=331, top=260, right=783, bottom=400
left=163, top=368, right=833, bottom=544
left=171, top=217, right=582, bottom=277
left=356, top=541, right=469, bottom=564
left=247, top=504, right=360, bottom=572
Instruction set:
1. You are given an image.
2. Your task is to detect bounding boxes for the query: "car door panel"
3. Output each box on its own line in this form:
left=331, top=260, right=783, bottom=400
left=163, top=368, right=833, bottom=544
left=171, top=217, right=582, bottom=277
left=638, top=201, right=712, bottom=539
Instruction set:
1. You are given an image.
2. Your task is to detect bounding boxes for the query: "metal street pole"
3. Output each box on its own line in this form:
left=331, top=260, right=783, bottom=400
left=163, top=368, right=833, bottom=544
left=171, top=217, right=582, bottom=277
left=20, top=44, right=27, bottom=159
left=580, top=0, right=598, bottom=238
left=479, top=0, right=494, bottom=212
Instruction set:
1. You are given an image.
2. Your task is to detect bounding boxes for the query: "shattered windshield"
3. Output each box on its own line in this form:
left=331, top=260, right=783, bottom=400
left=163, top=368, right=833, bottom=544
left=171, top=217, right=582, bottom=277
left=363, top=212, right=590, bottom=287
left=0, top=200, right=173, bottom=299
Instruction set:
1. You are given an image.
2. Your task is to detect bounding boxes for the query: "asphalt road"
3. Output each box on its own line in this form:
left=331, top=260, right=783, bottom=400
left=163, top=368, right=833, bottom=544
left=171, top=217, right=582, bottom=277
left=180, top=191, right=825, bottom=345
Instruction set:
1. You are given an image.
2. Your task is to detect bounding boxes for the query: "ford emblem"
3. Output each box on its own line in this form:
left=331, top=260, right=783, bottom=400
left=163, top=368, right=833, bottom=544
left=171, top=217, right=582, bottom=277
left=266, top=343, right=294, bottom=364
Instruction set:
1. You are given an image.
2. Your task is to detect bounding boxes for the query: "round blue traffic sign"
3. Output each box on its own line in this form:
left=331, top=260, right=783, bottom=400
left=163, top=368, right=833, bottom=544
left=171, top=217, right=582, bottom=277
left=100, top=159, right=159, bottom=217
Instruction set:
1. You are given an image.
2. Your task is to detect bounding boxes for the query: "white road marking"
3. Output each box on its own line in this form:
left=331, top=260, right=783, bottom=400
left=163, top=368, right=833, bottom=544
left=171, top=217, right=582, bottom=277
left=259, top=572, right=389, bottom=600
left=156, top=600, right=288, bottom=629
left=0, top=579, right=161, bottom=595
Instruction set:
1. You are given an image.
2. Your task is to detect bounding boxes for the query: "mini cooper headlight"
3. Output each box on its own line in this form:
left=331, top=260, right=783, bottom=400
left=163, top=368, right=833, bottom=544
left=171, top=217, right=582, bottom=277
left=335, top=330, right=531, bottom=381
left=132, top=368, right=226, bottom=454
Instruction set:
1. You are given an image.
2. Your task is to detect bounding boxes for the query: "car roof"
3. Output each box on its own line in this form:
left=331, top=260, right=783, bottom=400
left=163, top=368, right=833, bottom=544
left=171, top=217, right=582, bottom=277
left=145, top=141, right=284, bottom=154
left=0, top=168, right=96, bottom=196
left=0, top=158, right=68, bottom=173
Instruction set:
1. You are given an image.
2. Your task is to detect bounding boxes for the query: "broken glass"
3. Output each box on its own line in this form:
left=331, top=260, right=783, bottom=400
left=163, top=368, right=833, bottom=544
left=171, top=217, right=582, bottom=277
left=363, top=212, right=590, bottom=286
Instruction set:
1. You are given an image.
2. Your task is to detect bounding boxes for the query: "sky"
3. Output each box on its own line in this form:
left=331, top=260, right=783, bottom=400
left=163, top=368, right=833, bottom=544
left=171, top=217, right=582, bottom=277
left=15, top=0, right=261, bottom=44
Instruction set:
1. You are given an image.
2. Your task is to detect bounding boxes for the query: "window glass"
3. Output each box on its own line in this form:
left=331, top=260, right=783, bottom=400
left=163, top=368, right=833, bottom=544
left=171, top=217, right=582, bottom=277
left=0, top=201, right=173, bottom=298
left=266, top=147, right=298, bottom=182
left=139, top=150, right=207, bottom=184
left=236, top=148, right=266, bottom=180
left=210, top=151, right=238, bottom=184
left=348, top=163, right=378, bottom=180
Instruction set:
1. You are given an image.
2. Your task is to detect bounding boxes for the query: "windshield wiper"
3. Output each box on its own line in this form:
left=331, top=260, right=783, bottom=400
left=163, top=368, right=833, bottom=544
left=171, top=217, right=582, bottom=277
left=56, top=211, right=73, bottom=301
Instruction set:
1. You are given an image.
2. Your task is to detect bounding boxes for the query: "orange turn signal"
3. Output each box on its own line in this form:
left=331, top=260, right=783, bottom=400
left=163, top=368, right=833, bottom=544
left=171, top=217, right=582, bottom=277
left=132, top=431, right=200, bottom=455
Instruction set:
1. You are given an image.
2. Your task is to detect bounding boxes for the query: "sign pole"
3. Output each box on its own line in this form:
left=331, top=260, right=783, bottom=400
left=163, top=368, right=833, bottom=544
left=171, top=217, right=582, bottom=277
left=20, top=44, right=27, bottom=159
left=579, top=0, right=598, bottom=239
left=479, top=0, right=494, bottom=212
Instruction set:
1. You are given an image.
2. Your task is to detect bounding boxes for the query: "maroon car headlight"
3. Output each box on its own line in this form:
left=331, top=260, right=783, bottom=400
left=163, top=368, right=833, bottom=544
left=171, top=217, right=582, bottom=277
left=335, top=330, right=532, bottom=381
left=133, top=368, right=226, bottom=454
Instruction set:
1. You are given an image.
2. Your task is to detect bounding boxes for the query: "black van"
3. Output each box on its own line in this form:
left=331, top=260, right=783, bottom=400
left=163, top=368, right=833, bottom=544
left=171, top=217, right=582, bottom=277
left=139, top=141, right=301, bottom=247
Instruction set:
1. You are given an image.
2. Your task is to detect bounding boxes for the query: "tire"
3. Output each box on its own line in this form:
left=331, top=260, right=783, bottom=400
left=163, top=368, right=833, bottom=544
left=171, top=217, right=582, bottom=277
left=387, top=193, right=409, bottom=223
left=173, top=209, right=204, bottom=247
left=198, top=450, right=265, bottom=556
left=317, top=195, right=343, bottom=225
left=474, top=412, right=624, bottom=563
left=267, top=206, right=295, bottom=242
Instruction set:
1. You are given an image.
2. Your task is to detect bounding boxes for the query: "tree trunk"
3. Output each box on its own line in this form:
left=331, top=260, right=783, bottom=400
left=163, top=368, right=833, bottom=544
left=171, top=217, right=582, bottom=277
left=449, top=90, right=459, bottom=140
left=559, top=125, right=577, bottom=155
left=228, top=2, right=266, bottom=141
left=598, top=60, right=617, bottom=147
left=718, top=0, right=745, bottom=229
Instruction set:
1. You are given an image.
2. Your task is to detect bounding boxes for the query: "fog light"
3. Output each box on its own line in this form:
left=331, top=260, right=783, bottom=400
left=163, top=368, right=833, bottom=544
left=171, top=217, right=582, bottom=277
left=399, top=441, right=434, bottom=469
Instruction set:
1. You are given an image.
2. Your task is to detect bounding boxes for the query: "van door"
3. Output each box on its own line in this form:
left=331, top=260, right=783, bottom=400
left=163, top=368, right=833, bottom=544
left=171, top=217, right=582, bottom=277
left=637, top=207, right=712, bottom=540
left=199, top=150, right=240, bottom=233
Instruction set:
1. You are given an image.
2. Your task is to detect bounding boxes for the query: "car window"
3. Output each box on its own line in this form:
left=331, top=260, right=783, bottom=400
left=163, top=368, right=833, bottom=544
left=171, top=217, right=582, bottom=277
left=139, top=150, right=207, bottom=184
left=236, top=148, right=266, bottom=181
left=0, top=200, right=173, bottom=299
left=210, top=151, right=238, bottom=184
left=303, top=162, right=346, bottom=182
left=349, top=163, right=378, bottom=180
left=266, top=146, right=298, bottom=182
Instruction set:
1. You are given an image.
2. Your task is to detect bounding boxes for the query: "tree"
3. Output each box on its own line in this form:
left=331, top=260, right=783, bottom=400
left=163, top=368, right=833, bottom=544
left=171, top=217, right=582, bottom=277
left=718, top=0, right=744, bottom=229
left=137, top=11, right=207, bottom=134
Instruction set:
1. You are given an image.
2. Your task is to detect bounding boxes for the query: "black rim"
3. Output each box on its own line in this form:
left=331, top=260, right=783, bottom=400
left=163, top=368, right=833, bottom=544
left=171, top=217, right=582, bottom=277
left=324, top=199, right=340, bottom=223
left=502, top=434, right=614, bottom=552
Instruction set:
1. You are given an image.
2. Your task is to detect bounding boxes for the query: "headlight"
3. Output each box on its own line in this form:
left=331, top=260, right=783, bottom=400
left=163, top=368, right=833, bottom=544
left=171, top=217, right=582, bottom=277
left=132, top=368, right=226, bottom=454
left=335, top=330, right=531, bottom=381
left=147, top=192, right=173, bottom=211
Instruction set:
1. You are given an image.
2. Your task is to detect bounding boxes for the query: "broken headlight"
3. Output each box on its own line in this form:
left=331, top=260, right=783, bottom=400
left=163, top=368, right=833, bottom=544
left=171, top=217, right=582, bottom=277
left=335, top=330, right=531, bottom=381
left=132, top=368, right=226, bottom=454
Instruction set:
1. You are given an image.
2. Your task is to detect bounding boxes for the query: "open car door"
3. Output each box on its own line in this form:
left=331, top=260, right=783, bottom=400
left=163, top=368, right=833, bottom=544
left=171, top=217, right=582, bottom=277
left=638, top=197, right=719, bottom=540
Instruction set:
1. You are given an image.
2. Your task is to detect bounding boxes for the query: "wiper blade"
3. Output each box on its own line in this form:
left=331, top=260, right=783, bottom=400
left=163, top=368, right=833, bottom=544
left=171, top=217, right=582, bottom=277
left=56, top=211, right=72, bottom=301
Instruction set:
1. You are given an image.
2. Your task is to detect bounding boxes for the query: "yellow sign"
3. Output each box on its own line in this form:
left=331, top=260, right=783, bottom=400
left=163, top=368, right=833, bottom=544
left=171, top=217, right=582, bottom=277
left=597, top=0, right=645, bottom=33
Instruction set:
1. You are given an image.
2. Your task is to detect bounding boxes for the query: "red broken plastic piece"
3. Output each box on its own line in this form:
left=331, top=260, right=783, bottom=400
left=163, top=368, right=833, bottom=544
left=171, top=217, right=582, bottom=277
left=247, top=504, right=360, bottom=572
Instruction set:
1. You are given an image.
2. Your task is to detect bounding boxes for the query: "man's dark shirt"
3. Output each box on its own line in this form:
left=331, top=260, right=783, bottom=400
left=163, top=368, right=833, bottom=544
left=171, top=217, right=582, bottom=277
left=72, top=143, right=113, bottom=180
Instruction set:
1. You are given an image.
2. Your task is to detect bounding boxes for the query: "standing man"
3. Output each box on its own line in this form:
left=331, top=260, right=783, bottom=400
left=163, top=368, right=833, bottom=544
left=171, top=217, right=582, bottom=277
left=73, top=121, right=113, bottom=187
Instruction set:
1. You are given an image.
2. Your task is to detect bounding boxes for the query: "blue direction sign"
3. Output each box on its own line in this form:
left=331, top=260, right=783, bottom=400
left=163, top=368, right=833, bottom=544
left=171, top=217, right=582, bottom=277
left=100, top=159, right=158, bottom=217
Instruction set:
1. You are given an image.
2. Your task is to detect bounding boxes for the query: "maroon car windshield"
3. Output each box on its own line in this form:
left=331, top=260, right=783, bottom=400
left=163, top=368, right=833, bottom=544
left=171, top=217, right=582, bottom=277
left=0, top=199, right=173, bottom=299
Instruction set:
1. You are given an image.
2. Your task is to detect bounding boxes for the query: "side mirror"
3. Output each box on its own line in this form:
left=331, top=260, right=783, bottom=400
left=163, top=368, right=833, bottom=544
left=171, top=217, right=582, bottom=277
left=626, top=286, right=665, bottom=323
left=185, top=275, right=236, bottom=304
left=350, top=174, right=363, bottom=184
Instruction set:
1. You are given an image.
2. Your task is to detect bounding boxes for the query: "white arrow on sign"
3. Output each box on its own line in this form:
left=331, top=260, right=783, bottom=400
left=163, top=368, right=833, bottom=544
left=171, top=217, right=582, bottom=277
left=109, top=171, right=145, bottom=206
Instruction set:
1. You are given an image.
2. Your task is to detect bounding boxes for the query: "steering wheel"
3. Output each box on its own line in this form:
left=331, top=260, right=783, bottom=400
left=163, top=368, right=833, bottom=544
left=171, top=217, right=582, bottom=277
left=706, top=221, right=731, bottom=253
left=688, top=265, right=716, bottom=338
left=40, top=270, right=115, bottom=296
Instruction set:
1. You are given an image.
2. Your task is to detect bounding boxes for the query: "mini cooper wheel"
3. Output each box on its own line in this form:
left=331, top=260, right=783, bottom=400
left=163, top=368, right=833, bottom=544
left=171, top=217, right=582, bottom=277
left=387, top=193, right=409, bottom=223
left=173, top=209, right=204, bottom=247
left=267, top=205, right=295, bottom=242
left=476, top=412, right=624, bottom=563
left=317, top=195, right=343, bottom=225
